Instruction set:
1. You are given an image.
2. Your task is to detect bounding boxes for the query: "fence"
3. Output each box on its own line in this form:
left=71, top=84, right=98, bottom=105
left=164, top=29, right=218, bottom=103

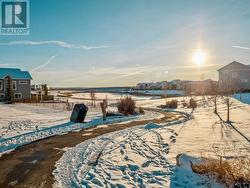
left=25, top=97, right=102, bottom=112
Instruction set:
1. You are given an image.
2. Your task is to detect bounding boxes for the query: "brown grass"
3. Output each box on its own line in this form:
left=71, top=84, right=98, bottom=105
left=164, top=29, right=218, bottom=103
left=138, top=107, right=144, bottom=114
left=158, top=99, right=178, bottom=109
left=117, top=97, right=136, bottom=115
left=189, top=98, right=197, bottom=109
left=191, top=157, right=250, bottom=186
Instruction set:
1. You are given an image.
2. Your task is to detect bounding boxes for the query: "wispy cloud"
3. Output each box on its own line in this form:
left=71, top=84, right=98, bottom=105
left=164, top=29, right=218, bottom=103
left=232, top=45, right=250, bottom=50
left=0, top=40, right=114, bottom=50
left=31, top=54, right=57, bottom=73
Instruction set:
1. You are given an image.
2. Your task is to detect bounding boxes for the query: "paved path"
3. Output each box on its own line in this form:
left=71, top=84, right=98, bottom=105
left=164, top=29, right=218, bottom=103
left=0, top=110, right=182, bottom=188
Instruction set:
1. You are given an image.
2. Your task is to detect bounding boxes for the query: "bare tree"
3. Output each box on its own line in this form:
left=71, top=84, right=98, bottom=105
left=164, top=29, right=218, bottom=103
left=100, top=99, right=108, bottom=121
left=211, top=82, right=219, bottom=114
left=90, top=90, right=96, bottom=107
left=221, top=80, right=234, bottom=123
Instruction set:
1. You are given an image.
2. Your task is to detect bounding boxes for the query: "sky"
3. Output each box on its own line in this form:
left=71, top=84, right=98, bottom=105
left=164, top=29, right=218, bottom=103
left=0, top=0, right=250, bottom=87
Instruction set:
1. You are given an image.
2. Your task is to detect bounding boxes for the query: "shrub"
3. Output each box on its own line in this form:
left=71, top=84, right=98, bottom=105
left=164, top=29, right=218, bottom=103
left=166, top=100, right=178, bottom=108
left=192, top=157, right=250, bottom=187
left=158, top=99, right=178, bottom=109
left=189, top=98, right=197, bottom=109
left=117, top=97, right=136, bottom=115
left=139, top=107, right=144, bottom=114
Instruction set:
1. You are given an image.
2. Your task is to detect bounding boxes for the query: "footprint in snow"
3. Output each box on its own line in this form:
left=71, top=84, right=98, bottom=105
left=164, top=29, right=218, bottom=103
left=142, top=160, right=151, bottom=168
left=171, top=138, right=176, bottom=143
left=169, top=135, right=175, bottom=139
left=120, top=147, right=125, bottom=155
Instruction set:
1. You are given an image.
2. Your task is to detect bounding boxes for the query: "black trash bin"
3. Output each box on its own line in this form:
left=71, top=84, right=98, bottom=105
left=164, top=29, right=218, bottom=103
left=70, top=104, right=88, bottom=123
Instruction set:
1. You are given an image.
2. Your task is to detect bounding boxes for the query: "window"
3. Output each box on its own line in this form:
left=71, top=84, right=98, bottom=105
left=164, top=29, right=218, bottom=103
left=232, top=72, right=238, bottom=78
left=0, top=80, right=2, bottom=90
left=0, top=94, right=4, bottom=99
left=14, top=93, right=22, bottom=99
left=19, top=80, right=28, bottom=85
left=241, top=79, right=248, bottom=83
left=12, top=81, right=17, bottom=90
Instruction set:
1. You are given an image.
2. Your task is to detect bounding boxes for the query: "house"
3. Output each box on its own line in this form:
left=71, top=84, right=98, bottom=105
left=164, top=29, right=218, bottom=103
left=135, top=82, right=168, bottom=90
left=167, top=80, right=181, bottom=90
left=31, top=84, right=43, bottom=91
left=218, top=61, right=250, bottom=91
left=0, top=68, right=32, bottom=101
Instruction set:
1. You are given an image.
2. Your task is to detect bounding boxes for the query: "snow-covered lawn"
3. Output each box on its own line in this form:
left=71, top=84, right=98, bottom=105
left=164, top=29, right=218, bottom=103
left=53, top=96, right=250, bottom=188
left=0, top=103, right=71, bottom=139
left=233, top=92, right=250, bottom=104
left=0, top=102, right=163, bottom=156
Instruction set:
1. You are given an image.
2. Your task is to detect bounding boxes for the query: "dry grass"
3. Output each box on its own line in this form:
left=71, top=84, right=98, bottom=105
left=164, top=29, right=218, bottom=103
left=189, top=98, right=197, bottom=109
left=117, top=97, right=136, bottom=116
left=138, top=107, right=144, bottom=114
left=191, top=157, right=250, bottom=186
left=158, top=99, right=178, bottom=109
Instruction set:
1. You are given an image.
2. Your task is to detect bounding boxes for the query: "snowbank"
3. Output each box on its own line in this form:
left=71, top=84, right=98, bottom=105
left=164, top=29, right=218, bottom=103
left=53, top=95, right=250, bottom=187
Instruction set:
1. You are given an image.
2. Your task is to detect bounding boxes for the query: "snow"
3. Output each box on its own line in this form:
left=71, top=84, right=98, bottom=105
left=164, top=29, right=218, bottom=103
left=53, top=95, right=250, bottom=188
left=233, top=93, right=250, bottom=104
left=0, top=103, right=162, bottom=156
left=1, top=91, right=250, bottom=186
left=170, top=154, right=225, bottom=188
left=53, top=123, right=175, bottom=188
left=0, top=103, right=71, bottom=139
left=130, top=90, right=185, bottom=96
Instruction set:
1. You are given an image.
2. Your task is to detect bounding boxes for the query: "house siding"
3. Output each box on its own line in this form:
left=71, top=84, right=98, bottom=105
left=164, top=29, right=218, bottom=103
left=14, top=79, right=31, bottom=99
left=0, top=79, right=31, bottom=100
left=218, top=68, right=250, bottom=90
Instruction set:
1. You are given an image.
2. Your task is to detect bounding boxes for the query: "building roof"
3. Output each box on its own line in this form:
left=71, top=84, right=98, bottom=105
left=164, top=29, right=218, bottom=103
left=0, top=68, right=32, bottom=80
left=217, top=61, right=250, bottom=71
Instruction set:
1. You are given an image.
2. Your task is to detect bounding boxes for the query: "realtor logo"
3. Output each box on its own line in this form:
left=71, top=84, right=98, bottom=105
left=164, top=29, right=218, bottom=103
left=0, top=0, right=29, bottom=35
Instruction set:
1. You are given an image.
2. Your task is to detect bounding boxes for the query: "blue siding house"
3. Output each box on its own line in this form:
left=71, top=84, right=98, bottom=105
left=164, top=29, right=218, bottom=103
left=0, top=68, right=32, bottom=101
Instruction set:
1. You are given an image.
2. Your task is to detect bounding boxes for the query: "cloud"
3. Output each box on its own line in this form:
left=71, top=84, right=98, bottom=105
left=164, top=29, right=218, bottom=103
left=0, top=40, right=114, bottom=50
left=30, top=54, right=57, bottom=73
left=232, top=45, right=250, bottom=50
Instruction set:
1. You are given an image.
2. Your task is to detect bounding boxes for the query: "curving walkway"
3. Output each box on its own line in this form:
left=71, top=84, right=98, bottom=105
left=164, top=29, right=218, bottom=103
left=0, top=110, right=183, bottom=188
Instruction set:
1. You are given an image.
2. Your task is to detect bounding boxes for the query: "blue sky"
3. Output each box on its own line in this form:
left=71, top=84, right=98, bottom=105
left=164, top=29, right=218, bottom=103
left=0, top=0, right=250, bottom=87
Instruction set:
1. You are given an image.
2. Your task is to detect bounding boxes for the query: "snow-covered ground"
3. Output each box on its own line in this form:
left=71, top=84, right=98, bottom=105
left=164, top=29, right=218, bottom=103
left=0, top=102, right=163, bottom=156
left=233, top=92, right=250, bottom=105
left=71, top=92, right=152, bottom=102
left=54, top=96, right=250, bottom=188
left=0, top=103, right=105, bottom=139
left=0, top=103, right=71, bottom=139
left=1, top=92, right=250, bottom=187
left=129, top=89, right=185, bottom=96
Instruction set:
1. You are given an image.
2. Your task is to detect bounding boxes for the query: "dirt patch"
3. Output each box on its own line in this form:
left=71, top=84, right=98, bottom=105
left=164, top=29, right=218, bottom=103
left=0, top=110, right=182, bottom=188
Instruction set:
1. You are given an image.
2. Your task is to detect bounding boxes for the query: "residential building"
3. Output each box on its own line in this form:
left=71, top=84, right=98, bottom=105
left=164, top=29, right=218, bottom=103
left=0, top=68, right=32, bottom=101
left=218, top=61, right=250, bottom=91
left=168, top=80, right=181, bottom=90
left=135, top=81, right=168, bottom=90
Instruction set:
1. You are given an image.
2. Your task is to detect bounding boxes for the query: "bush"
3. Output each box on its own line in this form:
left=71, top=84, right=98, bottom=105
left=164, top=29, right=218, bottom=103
left=192, top=157, right=250, bottom=187
left=158, top=99, right=178, bottom=109
left=139, top=107, right=144, bottom=114
left=166, top=100, right=178, bottom=108
left=189, top=98, right=197, bottom=109
left=117, top=97, right=136, bottom=115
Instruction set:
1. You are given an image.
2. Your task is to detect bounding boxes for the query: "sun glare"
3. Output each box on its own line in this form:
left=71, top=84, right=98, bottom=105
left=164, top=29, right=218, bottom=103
left=193, top=50, right=206, bottom=66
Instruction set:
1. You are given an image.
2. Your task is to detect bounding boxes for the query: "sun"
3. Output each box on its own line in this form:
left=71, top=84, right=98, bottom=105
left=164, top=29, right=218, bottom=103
left=193, top=50, right=206, bottom=66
